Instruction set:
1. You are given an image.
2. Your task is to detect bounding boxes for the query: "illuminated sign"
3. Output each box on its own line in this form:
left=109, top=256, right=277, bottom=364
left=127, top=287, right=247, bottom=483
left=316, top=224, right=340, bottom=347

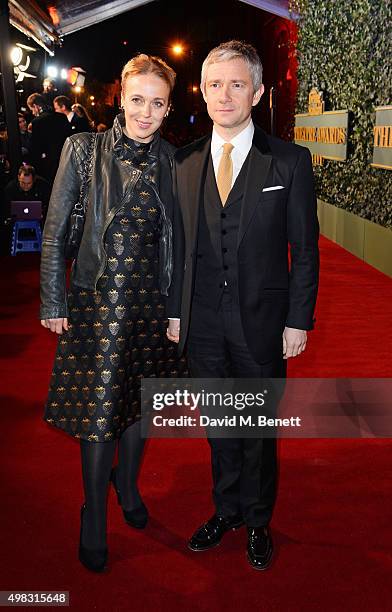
left=294, top=89, right=349, bottom=166
left=371, top=106, right=392, bottom=170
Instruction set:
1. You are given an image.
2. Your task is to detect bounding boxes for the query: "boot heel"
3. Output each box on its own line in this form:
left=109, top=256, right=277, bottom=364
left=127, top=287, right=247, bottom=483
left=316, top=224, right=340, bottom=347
left=110, top=468, right=149, bottom=529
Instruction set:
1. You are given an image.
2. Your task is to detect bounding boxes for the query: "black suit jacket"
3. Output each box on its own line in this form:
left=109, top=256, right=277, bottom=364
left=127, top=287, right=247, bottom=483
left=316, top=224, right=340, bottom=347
left=31, top=111, right=72, bottom=182
left=168, top=125, right=319, bottom=363
left=70, top=114, right=91, bottom=134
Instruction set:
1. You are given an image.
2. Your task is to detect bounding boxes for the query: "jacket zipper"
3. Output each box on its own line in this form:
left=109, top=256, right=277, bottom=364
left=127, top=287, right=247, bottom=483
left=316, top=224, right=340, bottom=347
left=94, top=167, right=141, bottom=289
left=147, top=179, right=172, bottom=294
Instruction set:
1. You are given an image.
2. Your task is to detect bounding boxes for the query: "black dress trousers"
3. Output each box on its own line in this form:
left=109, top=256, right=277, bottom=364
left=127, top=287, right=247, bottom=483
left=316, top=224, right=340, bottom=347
left=187, top=289, right=286, bottom=527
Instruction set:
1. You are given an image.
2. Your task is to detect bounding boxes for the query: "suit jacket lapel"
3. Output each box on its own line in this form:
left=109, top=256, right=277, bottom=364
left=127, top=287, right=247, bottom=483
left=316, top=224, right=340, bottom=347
left=177, top=136, right=210, bottom=254
left=237, top=126, right=272, bottom=249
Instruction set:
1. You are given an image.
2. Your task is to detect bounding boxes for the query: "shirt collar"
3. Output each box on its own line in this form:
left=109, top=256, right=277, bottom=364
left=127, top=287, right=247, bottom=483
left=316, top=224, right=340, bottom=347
left=211, top=119, right=254, bottom=157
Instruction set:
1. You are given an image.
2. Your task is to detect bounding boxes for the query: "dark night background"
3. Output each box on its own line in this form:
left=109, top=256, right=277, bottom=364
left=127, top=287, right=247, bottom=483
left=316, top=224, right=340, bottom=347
left=9, top=0, right=297, bottom=142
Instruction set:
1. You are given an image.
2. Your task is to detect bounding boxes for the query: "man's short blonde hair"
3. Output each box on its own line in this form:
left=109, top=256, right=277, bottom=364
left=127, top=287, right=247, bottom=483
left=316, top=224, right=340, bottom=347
left=201, top=40, right=263, bottom=93
left=121, top=54, right=176, bottom=94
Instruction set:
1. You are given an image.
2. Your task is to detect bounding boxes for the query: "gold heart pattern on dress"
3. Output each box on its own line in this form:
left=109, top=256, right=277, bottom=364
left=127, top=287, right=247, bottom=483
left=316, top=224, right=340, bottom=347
left=108, top=289, right=119, bottom=304
left=44, top=149, right=189, bottom=443
left=114, top=273, right=126, bottom=288
left=108, top=257, right=119, bottom=272
left=101, top=369, right=112, bottom=384
left=99, top=305, right=110, bottom=320
left=124, top=257, right=135, bottom=271
left=115, top=305, right=126, bottom=319
left=109, top=321, right=120, bottom=336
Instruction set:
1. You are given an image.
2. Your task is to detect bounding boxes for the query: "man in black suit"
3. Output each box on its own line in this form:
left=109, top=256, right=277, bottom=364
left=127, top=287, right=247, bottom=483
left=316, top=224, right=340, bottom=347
left=53, top=95, right=91, bottom=134
left=27, top=93, right=71, bottom=184
left=167, top=41, right=319, bottom=570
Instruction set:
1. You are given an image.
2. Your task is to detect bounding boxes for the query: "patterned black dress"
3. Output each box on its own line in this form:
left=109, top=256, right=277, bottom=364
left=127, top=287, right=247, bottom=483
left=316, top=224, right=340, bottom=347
left=44, top=133, right=187, bottom=442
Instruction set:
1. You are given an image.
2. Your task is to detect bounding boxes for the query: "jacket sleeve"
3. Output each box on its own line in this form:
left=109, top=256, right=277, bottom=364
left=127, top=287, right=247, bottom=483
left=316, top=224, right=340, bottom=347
left=166, top=158, right=185, bottom=319
left=39, top=137, right=81, bottom=319
left=286, top=147, right=319, bottom=330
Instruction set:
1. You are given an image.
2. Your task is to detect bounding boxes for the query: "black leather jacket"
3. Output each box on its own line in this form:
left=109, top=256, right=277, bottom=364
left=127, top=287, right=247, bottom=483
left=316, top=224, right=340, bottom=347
left=40, top=114, right=176, bottom=320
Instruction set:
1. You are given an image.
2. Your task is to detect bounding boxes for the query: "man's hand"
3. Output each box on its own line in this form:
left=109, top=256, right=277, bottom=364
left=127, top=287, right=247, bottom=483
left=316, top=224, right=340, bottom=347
left=282, top=327, right=307, bottom=359
left=167, top=319, right=180, bottom=343
left=41, top=318, right=69, bottom=335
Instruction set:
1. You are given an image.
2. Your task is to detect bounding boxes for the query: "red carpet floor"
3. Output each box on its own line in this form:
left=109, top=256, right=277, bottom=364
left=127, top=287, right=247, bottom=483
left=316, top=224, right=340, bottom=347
left=1, top=236, right=392, bottom=611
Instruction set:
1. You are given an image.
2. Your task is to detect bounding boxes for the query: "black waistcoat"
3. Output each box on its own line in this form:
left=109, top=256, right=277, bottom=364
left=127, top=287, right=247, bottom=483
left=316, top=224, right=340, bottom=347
left=193, top=153, right=250, bottom=310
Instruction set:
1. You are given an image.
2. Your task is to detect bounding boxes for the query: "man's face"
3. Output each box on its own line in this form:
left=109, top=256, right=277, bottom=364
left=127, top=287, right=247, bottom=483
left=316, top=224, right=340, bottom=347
left=54, top=101, right=66, bottom=115
left=203, top=58, right=264, bottom=135
left=43, top=80, right=54, bottom=92
left=121, top=73, right=170, bottom=143
left=18, top=173, right=34, bottom=192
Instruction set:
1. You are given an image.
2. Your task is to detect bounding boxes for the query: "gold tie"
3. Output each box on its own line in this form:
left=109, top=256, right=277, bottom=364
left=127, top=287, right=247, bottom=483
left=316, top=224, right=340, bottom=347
left=217, top=142, right=234, bottom=206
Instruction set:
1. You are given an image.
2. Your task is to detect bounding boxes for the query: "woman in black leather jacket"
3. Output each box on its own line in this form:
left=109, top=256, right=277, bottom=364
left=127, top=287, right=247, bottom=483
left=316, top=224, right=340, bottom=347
left=40, top=54, right=185, bottom=572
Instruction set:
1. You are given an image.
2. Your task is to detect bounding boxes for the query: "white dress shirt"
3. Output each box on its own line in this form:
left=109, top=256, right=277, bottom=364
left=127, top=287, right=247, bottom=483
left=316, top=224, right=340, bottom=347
left=211, top=120, right=254, bottom=187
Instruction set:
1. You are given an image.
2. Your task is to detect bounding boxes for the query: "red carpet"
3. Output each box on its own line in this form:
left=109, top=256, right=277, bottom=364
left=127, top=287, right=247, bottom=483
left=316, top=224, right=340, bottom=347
left=1, top=236, right=392, bottom=611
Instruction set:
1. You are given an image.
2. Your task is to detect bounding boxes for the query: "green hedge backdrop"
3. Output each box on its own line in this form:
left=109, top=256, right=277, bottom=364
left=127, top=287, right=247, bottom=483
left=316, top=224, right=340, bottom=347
left=292, top=0, right=392, bottom=228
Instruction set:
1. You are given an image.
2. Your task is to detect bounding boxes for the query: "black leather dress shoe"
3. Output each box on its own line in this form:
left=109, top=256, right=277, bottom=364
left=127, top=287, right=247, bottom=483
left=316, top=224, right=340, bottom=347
left=188, top=513, right=244, bottom=551
left=110, top=468, right=149, bottom=529
left=247, top=526, right=273, bottom=570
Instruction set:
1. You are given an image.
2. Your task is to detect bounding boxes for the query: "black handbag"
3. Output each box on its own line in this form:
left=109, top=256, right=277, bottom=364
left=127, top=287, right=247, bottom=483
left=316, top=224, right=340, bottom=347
left=64, top=133, right=97, bottom=259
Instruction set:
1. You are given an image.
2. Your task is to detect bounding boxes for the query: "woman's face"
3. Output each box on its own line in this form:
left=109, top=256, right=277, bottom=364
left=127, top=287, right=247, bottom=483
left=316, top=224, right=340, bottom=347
left=122, top=73, right=170, bottom=143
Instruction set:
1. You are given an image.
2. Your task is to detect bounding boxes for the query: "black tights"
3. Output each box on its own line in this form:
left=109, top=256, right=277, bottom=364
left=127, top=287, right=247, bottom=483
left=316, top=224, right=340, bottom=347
left=80, top=421, right=146, bottom=549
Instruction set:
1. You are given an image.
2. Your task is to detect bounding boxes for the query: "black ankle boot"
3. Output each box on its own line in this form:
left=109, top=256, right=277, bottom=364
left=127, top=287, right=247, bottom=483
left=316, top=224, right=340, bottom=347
left=79, top=504, right=108, bottom=572
left=110, top=468, right=149, bottom=529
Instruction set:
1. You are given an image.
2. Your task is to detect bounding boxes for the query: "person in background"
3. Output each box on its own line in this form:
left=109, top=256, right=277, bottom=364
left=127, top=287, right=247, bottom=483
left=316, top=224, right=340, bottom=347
left=18, top=112, right=32, bottom=160
left=72, top=103, right=95, bottom=132
left=4, top=164, right=51, bottom=221
left=0, top=125, right=11, bottom=254
left=27, top=93, right=71, bottom=184
left=0, top=124, right=10, bottom=194
left=54, top=96, right=91, bottom=133
left=41, top=78, right=57, bottom=107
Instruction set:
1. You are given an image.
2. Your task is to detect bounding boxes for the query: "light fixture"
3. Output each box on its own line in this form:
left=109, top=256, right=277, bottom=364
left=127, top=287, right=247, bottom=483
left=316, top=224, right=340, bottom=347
left=47, top=66, right=58, bottom=78
left=60, top=68, right=68, bottom=79
left=11, top=43, right=37, bottom=82
left=172, top=44, right=184, bottom=56
left=11, top=46, right=23, bottom=66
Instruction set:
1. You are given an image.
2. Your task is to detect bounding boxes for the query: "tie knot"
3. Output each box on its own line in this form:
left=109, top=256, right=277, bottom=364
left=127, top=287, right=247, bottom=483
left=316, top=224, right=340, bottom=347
left=222, top=142, right=234, bottom=156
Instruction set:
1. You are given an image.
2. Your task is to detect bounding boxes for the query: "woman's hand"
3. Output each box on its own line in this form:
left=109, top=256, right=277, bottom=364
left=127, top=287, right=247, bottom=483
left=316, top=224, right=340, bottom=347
left=167, top=319, right=180, bottom=343
left=41, top=318, right=69, bottom=334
